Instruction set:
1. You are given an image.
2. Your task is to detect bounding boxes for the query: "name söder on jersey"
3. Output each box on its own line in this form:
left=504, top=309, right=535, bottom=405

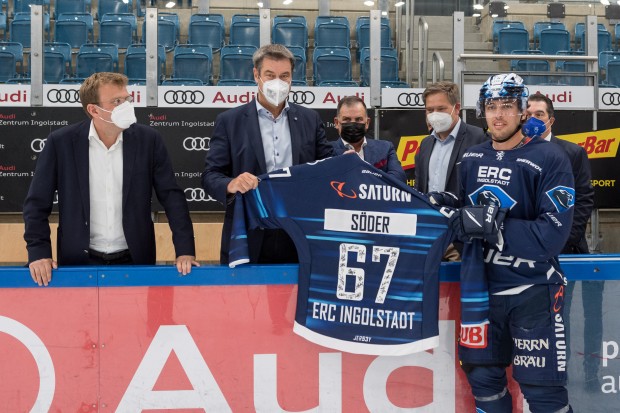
left=324, top=209, right=417, bottom=236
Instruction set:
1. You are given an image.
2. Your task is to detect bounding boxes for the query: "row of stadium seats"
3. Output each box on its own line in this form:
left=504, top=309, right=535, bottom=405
left=0, top=11, right=392, bottom=54
left=494, top=19, right=619, bottom=55
left=8, top=0, right=142, bottom=20
left=0, top=41, right=408, bottom=87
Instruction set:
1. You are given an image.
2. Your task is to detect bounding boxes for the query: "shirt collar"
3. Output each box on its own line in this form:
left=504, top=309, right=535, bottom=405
left=341, top=137, right=368, bottom=151
left=255, top=98, right=290, bottom=120
left=88, top=120, right=123, bottom=146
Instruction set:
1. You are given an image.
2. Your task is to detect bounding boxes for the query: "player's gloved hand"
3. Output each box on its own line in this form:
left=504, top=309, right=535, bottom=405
left=427, top=191, right=461, bottom=208
left=449, top=204, right=507, bottom=245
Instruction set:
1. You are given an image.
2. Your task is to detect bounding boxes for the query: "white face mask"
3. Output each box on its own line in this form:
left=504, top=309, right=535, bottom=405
left=427, top=106, right=455, bottom=133
left=259, top=78, right=290, bottom=107
left=97, top=101, right=137, bottom=130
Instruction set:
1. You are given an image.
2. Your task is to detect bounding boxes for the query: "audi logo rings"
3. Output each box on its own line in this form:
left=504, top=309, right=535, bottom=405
left=289, top=90, right=316, bottom=105
left=47, top=89, right=80, bottom=104
left=31, top=138, right=47, bottom=153
left=185, top=188, right=215, bottom=202
left=397, top=92, right=424, bottom=107
left=164, top=90, right=205, bottom=104
left=602, top=92, right=620, bottom=106
left=183, top=137, right=210, bottom=151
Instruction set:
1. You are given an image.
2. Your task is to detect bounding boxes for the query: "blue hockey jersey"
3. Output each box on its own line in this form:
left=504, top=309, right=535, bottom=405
left=229, top=155, right=453, bottom=355
left=457, top=138, right=575, bottom=298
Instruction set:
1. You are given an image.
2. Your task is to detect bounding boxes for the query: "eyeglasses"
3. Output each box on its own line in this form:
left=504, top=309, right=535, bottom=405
left=96, top=95, right=134, bottom=107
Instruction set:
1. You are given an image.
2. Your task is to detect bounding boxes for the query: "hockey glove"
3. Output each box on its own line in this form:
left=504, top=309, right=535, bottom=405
left=450, top=204, right=507, bottom=245
left=427, top=191, right=461, bottom=208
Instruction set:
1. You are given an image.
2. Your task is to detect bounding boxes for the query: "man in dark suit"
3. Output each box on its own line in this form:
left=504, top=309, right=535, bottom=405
left=414, top=81, right=487, bottom=195
left=23, top=72, right=197, bottom=286
left=527, top=92, right=601, bottom=391
left=331, top=95, right=406, bottom=182
left=202, top=44, right=333, bottom=265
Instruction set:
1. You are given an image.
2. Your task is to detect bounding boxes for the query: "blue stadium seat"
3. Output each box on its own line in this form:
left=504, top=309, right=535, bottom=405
left=188, top=13, right=225, bottom=52
left=0, top=11, right=6, bottom=40
left=97, top=0, right=130, bottom=20
left=80, top=43, right=118, bottom=70
left=230, top=14, right=260, bottom=48
left=556, top=59, right=587, bottom=86
left=126, top=43, right=166, bottom=74
left=272, top=15, right=308, bottom=49
left=0, top=41, right=24, bottom=73
left=99, top=20, right=133, bottom=49
left=356, top=16, right=391, bottom=61
left=9, top=18, right=31, bottom=47
left=158, top=12, right=180, bottom=32
left=606, top=60, right=620, bottom=87
left=30, top=50, right=65, bottom=82
left=56, top=12, right=94, bottom=42
left=533, top=21, right=565, bottom=48
left=76, top=51, right=114, bottom=77
left=219, top=45, right=257, bottom=83
left=615, top=23, right=620, bottom=51
left=316, top=15, right=349, bottom=28
left=539, top=28, right=570, bottom=55
left=509, top=49, right=542, bottom=71
left=142, top=18, right=177, bottom=52
left=6, top=76, right=44, bottom=83
left=317, top=80, right=358, bottom=87
left=579, top=29, right=612, bottom=54
left=13, top=11, right=50, bottom=40
left=497, top=27, right=529, bottom=54
left=291, top=79, right=307, bottom=86
left=492, top=20, right=525, bottom=52
left=162, top=78, right=203, bottom=85
left=45, top=41, right=72, bottom=74
left=124, top=44, right=166, bottom=82
left=288, top=45, right=306, bottom=82
left=173, top=44, right=213, bottom=85
left=313, top=46, right=352, bottom=85
left=217, top=79, right=256, bottom=86
left=512, top=59, right=550, bottom=85
left=575, top=22, right=608, bottom=50
left=14, top=0, right=49, bottom=16
left=54, top=0, right=86, bottom=19
left=101, top=13, right=138, bottom=41
left=360, top=47, right=400, bottom=86
left=599, top=50, right=620, bottom=83
left=55, top=19, right=90, bottom=48
left=314, top=20, right=350, bottom=48
left=0, top=50, right=16, bottom=82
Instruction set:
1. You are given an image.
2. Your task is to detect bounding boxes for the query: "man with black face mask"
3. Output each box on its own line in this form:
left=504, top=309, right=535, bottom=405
left=331, top=96, right=406, bottom=182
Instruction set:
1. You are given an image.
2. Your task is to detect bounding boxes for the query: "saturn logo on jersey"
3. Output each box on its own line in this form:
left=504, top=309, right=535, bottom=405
left=330, top=181, right=357, bottom=198
left=546, top=186, right=575, bottom=212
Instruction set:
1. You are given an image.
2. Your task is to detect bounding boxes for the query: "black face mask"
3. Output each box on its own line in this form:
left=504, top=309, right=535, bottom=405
left=340, top=122, right=366, bottom=144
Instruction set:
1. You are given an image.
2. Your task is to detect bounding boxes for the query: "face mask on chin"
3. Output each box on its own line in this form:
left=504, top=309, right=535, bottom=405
left=426, top=105, right=455, bottom=133
left=96, top=101, right=137, bottom=130
left=340, top=122, right=366, bottom=144
left=259, top=78, right=290, bottom=107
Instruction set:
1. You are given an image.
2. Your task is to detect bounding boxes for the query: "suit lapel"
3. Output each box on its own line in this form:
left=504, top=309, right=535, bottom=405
left=122, top=128, right=137, bottom=210
left=445, top=123, right=466, bottom=183
left=72, top=122, right=91, bottom=221
left=288, top=103, right=301, bottom=164
left=247, top=100, right=268, bottom=173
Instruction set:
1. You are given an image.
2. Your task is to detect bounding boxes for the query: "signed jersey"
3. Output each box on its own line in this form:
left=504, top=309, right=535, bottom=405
left=230, top=155, right=453, bottom=355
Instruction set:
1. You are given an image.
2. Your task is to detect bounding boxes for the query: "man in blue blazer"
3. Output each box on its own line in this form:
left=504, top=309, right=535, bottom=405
left=23, top=73, right=197, bottom=286
left=202, top=45, right=333, bottom=264
left=415, top=81, right=488, bottom=195
left=331, top=96, right=406, bottom=182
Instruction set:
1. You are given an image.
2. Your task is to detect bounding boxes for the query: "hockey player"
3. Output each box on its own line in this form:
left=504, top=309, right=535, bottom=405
left=452, top=74, right=575, bottom=412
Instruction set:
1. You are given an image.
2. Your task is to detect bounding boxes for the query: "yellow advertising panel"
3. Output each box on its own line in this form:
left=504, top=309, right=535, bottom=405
left=396, top=135, right=428, bottom=170
left=557, top=128, right=620, bottom=159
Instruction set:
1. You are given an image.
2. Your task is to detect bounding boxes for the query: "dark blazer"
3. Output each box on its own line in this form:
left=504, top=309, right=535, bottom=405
left=23, top=120, right=195, bottom=265
left=551, top=135, right=594, bottom=254
left=331, top=138, right=406, bottom=182
left=202, top=99, right=333, bottom=264
left=414, top=121, right=488, bottom=195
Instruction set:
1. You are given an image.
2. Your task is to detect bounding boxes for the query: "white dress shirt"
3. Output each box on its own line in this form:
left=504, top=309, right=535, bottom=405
left=256, top=99, right=293, bottom=172
left=88, top=122, right=128, bottom=253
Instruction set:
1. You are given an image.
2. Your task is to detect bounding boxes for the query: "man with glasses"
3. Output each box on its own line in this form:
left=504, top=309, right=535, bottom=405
left=442, top=73, right=575, bottom=412
left=24, top=72, right=198, bottom=286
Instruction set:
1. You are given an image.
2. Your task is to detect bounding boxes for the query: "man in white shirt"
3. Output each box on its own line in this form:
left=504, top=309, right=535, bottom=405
left=24, top=72, right=198, bottom=286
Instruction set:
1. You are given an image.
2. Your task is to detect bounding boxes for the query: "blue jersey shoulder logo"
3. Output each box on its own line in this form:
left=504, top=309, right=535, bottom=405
left=546, top=186, right=575, bottom=212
